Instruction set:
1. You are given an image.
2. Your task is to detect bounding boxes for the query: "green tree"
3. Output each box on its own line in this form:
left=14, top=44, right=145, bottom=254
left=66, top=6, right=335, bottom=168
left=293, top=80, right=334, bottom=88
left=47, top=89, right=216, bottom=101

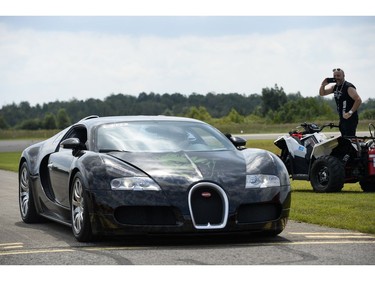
left=56, top=108, right=71, bottom=129
left=0, top=115, right=9, bottom=129
left=225, top=108, right=244, bottom=123
left=43, top=113, right=57, bottom=129
left=360, top=109, right=375, bottom=120
left=360, top=98, right=375, bottom=111
left=1, top=91, right=374, bottom=129
left=18, top=118, right=42, bottom=130
left=261, top=84, right=287, bottom=116
left=186, top=106, right=212, bottom=121
left=273, top=97, right=335, bottom=123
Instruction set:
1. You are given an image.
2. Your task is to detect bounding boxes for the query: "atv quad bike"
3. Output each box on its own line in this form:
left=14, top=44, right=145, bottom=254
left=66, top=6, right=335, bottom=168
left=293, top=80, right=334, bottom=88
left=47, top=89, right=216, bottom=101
left=274, top=122, right=375, bottom=192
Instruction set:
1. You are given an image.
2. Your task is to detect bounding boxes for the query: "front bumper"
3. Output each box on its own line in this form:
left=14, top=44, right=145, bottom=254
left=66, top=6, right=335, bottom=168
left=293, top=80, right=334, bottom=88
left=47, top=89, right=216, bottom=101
left=86, top=184, right=291, bottom=236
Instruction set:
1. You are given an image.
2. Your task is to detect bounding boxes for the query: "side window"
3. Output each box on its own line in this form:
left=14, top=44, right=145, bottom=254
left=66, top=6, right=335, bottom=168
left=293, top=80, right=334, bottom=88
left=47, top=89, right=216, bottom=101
left=60, top=126, right=88, bottom=150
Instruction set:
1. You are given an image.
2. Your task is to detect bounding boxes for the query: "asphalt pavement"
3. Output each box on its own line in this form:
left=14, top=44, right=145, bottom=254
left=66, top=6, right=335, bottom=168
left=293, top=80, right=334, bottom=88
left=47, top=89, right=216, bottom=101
left=1, top=169, right=374, bottom=266
left=0, top=139, right=42, bottom=152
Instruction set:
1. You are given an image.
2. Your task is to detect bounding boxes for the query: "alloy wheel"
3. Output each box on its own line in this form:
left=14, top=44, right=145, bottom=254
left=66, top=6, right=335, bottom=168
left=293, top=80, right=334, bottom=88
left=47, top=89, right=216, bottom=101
left=72, top=178, right=84, bottom=235
left=19, top=165, right=30, bottom=217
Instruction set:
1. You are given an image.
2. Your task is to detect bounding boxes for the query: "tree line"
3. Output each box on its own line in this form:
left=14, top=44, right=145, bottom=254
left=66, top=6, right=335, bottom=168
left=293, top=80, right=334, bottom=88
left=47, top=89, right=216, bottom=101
left=1, top=84, right=374, bottom=130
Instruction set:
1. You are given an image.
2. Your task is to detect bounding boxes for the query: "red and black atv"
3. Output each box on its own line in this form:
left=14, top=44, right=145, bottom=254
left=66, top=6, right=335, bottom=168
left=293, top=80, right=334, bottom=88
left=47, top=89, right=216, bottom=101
left=274, top=122, right=375, bottom=192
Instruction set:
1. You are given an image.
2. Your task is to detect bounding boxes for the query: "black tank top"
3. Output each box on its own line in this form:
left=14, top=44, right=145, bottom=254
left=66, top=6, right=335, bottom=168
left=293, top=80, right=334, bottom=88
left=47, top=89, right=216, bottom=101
left=333, top=81, right=357, bottom=118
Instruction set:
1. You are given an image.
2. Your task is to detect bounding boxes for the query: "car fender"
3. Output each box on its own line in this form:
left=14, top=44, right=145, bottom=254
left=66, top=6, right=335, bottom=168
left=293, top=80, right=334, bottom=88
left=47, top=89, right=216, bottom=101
left=69, top=152, right=149, bottom=192
left=19, top=141, right=46, bottom=176
left=66, top=152, right=106, bottom=193
left=241, top=148, right=290, bottom=187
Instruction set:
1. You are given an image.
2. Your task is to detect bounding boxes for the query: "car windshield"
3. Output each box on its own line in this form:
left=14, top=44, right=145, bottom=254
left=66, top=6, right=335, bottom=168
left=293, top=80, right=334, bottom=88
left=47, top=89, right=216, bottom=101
left=95, top=121, right=234, bottom=153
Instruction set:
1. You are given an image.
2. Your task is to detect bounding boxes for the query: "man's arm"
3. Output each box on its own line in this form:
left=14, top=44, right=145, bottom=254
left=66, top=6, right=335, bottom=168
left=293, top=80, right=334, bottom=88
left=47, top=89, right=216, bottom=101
left=343, top=87, right=362, bottom=119
left=319, top=79, right=334, bottom=96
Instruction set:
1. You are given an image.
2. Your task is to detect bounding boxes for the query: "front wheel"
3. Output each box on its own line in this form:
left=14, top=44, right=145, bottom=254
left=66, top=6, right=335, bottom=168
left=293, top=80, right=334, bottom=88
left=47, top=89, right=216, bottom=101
left=19, top=162, right=41, bottom=223
left=71, top=172, right=93, bottom=242
left=310, top=155, right=345, bottom=192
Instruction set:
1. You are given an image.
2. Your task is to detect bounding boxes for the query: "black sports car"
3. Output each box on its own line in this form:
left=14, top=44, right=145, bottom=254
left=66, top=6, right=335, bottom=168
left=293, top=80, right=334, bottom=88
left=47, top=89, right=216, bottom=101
left=19, top=115, right=291, bottom=241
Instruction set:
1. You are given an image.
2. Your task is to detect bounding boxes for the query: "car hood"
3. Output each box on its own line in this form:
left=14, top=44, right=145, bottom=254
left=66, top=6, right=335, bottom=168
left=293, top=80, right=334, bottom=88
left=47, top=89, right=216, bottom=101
left=109, top=150, right=246, bottom=189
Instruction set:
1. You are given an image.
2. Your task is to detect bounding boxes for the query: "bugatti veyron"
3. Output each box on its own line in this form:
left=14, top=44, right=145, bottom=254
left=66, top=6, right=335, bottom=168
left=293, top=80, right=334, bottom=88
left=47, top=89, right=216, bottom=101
left=19, top=115, right=291, bottom=241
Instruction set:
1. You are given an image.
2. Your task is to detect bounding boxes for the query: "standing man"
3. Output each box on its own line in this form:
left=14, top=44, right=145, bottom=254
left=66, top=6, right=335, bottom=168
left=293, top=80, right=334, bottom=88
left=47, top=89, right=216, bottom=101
left=319, top=68, right=362, bottom=136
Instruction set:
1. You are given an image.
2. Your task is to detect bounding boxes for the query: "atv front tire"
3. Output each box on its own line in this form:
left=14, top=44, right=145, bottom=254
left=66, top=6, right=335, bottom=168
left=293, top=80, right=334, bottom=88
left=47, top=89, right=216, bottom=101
left=310, top=155, right=345, bottom=192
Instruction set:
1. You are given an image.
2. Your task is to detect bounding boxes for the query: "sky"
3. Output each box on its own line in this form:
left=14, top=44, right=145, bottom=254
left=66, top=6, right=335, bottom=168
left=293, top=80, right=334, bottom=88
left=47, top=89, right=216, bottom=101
left=1, top=1, right=374, bottom=107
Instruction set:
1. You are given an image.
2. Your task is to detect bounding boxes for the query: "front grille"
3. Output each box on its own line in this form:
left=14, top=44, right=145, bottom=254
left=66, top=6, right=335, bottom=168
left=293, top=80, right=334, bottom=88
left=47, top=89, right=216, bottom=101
left=188, top=182, right=228, bottom=229
left=114, top=206, right=178, bottom=225
left=237, top=203, right=281, bottom=223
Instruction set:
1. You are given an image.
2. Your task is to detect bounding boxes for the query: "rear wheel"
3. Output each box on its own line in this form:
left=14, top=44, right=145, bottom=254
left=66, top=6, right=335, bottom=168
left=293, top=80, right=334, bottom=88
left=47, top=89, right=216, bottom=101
left=310, top=155, right=345, bottom=192
left=19, top=162, right=41, bottom=223
left=71, top=172, right=93, bottom=242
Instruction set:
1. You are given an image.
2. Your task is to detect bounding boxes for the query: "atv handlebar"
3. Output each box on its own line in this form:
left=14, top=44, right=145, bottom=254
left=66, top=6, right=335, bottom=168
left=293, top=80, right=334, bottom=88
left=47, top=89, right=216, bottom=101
left=316, top=122, right=340, bottom=131
left=293, top=122, right=375, bottom=140
left=287, top=122, right=375, bottom=148
left=289, top=122, right=339, bottom=136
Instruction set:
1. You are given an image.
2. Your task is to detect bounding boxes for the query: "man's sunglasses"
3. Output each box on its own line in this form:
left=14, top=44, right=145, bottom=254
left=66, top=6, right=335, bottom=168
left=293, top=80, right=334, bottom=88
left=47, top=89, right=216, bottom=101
left=333, top=68, right=342, bottom=72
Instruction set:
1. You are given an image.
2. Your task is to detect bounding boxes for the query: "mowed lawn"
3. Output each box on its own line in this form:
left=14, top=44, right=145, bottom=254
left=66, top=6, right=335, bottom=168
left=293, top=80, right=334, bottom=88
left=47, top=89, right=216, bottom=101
left=0, top=151, right=21, bottom=172
left=1, top=141, right=374, bottom=234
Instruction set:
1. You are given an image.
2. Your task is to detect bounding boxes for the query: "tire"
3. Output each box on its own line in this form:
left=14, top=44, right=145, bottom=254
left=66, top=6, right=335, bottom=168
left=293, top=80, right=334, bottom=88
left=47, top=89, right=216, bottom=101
left=360, top=177, right=375, bottom=192
left=19, top=162, right=41, bottom=223
left=71, top=172, right=93, bottom=242
left=310, top=155, right=345, bottom=192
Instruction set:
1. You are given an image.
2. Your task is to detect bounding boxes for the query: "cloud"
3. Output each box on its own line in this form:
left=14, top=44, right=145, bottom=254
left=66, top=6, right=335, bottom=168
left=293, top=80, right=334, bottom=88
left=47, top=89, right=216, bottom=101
left=0, top=21, right=374, bottom=107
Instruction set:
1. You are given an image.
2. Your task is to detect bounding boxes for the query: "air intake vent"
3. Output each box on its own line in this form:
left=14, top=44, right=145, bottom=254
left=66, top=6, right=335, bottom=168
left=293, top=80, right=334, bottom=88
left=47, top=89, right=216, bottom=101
left=114, top=206, right=177, bottom=225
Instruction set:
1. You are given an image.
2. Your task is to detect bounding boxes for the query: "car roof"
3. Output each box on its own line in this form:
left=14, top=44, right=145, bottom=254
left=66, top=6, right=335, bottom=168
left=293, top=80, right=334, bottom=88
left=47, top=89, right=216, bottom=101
left=76, top=115, right=204, bottom=130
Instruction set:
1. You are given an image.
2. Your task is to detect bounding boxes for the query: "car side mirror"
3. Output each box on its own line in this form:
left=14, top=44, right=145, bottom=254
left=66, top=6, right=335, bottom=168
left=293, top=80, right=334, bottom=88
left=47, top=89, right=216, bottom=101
left=60, top=138, right=82, bottom=150
left=231, top=136, right=247, bottom=148
left=225, top=134, right=247, bottom=149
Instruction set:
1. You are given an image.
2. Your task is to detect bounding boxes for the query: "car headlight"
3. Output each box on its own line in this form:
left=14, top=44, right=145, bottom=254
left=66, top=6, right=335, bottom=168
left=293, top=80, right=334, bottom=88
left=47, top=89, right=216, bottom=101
left=246, top=174, right=281, bottom=188
left=111, top=177, right=161, bottom=191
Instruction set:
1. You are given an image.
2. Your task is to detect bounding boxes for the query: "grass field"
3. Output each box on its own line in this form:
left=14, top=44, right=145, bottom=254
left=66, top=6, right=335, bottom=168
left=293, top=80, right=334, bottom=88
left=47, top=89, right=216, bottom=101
left=0, top=151, right=21, bottom=172
left=0, top=139, right=374, bottom=234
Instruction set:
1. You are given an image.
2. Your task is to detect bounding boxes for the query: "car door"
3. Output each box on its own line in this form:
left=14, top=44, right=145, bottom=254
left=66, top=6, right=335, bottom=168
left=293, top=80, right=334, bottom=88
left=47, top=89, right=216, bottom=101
left=48, top=126, right=87, bottom=208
